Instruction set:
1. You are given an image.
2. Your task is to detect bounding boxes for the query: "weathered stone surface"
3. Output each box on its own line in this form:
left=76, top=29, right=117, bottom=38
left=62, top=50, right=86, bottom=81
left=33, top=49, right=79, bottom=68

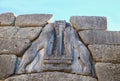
left=70, top=16, right=107, bottom=30
left=79, top=30, right=120, bottom=45
left=88, top=45, right=120, bottom=63
left=5, top=72, right=97, bottom=81
left=0, top=27, right=19, bottom=38
left=95, top=63, right=120, bottom=81
left=16, top=21, right=94, bottom=75
left=15, top=27, right=42, bottom=41
left=15, top=14, right=53, bottom=27
left=0, top=12, right=15, bottom=26
left=16, top=24, right=54, bottom=74
left=64, top=26, right=92, bottom=75
left=0, top=38, right=31, bottom=56
left=53, top=21, right=66, bottom=56
left=43, top=65, right=72, bottom=72
left=44, top=59, right=72, bottom=64
left=0, top=55, right=17, bottom=79
left=0, top=27, right=42, bottom=41
left=42, top=21, right=73, bottom=73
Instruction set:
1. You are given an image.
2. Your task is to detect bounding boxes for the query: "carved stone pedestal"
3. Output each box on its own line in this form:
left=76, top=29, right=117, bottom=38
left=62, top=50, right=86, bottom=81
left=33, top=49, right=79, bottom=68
left=43, top=21, right=72, bottom=72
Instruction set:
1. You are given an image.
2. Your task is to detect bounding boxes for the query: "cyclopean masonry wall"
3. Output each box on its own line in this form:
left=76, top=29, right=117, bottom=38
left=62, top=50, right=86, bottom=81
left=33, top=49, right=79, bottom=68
left=0, top=12, right=120, bottom=81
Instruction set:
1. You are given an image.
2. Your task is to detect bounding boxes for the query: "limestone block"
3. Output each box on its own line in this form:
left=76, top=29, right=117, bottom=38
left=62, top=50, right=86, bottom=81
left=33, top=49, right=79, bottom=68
left=88, top=45, right=120, bottom=63
left=5, top=72, right=97, bottom=81
left=44, top=59, right=72, bottom=64
left=43, top=64, right=72, bottom=72
left=95, top=63, right=120, bottom=81
left=79, top=30, right=120, bottom=45
left=15, top=14, right=53, bottom=27
left=0, top=38, right=31, bottom=56
left=44, top=56, right=72, bottom=60
left=15, top=27, right=42, bottom=41
left=0, top=27, right=19, bottom=38
left=0, top=55, right=17, bottom=79
left=0, top=27, right=42, bottom=41
left=0, top=12, right=15, bottom=26
left=70, top=16, right=107, bottom=30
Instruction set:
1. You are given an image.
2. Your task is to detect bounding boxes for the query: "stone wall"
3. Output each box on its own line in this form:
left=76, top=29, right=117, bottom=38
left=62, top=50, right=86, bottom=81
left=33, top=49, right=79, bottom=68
left=0, top=12, right=120, bottom=81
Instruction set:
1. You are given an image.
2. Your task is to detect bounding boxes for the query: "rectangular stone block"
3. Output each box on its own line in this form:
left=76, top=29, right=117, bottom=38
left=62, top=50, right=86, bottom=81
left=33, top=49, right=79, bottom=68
left=54, top=20, right=66, bottom=28
left=79, top=30, right=120, bottom=45
left=95, top=63, right=120, bottom=81
left=15, top=14, right=53, bottom=27
left=0, top=55, right=17, bottom=79
left=42, top=65, right=72, bottom=72
left=0, top=27, right=19, bottom=38
left=0, top=27, right=42, bottom=41
left=44, top=56, right=72, bottom=60
left=0, top=12, right=15, bottom=26
left=88, top=45, right=120, bottom=63
left=0, top=38, right=30, bottom=56
left=15, top=27, right=42, bottom=41
left=44, top=59, right=72, bottom=64
left=70, top=16, right=107, bottom=30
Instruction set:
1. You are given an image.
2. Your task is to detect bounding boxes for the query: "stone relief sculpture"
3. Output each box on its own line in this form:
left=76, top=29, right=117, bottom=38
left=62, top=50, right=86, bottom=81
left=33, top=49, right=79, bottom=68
left=17, top=21, right=92, bottom=76
left=64, top=26, right=92, bottom=75
left=1, top=13, right=119, bottom=81
left=17, top=23, right=55, bottom=74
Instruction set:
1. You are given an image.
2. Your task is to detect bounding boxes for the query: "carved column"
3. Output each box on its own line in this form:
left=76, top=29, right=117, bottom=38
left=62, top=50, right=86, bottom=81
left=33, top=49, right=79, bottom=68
left=43, top=21, right=72, bottom=72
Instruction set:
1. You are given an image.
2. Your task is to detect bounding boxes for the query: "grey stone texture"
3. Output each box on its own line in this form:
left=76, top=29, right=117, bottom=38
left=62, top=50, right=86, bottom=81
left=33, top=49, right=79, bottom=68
left=5, top=72, right=97, bottom=81
left=0, top=55, right=17, bottom=79
left=16, top=24, right=54, bottom=74
left=79, top=30, right=120, bottom=45
left=70, top=16, right=107, bottom=30
left=16, top=22, right=93, bottom=76
left=0, top=26, right=42, bottom=56
left=64, top=26, right=92, bottom=75
left=95, top=63, right=120, bottom=81
left=0, top=38, right=30, bottom=56
left=0, top=27, right=19, bottom=38
left=0, top=27, right=42, bottom=41
left=0, top=12, right=15, bottom=26
left=15, top=14, right=53, bottom=27
left=0, top=12, right=120, bottom=81
left=88, top=45, right=120, bottom=63
left=15, top=27, right=42, bottom=41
